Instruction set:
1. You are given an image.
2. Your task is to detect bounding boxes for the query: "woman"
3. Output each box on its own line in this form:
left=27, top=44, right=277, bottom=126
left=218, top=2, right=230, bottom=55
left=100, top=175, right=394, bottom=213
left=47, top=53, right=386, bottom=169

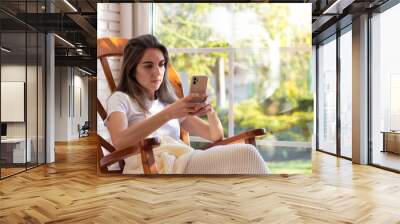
left=106, top=34, right=268, bottom=174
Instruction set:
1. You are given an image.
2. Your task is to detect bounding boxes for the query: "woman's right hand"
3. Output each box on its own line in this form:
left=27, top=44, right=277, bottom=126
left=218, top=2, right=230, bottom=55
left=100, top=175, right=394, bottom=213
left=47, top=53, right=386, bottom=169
left=163, top=94, right=207, bottom=120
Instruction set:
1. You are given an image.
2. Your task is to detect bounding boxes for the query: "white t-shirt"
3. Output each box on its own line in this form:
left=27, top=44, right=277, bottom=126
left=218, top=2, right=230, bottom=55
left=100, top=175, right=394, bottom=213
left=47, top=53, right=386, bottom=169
left=105, top=91, right=183, bottom=140
left=105, top=91, right=185, bottom=174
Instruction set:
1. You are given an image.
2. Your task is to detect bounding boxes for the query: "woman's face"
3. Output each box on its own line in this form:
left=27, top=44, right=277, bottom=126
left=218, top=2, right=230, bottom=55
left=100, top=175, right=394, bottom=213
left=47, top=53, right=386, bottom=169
left=135, top=48, right=166, bottom=99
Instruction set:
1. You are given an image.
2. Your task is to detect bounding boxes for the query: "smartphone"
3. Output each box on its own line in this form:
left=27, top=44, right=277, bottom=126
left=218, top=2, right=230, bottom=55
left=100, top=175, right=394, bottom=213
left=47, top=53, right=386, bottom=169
left=189, top=75, right=208, bottom=103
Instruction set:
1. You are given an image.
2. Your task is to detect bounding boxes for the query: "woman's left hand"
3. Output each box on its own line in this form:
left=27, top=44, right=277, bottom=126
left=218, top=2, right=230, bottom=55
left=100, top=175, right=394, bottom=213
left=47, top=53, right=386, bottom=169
left=192, top=103, right=214, bottom=117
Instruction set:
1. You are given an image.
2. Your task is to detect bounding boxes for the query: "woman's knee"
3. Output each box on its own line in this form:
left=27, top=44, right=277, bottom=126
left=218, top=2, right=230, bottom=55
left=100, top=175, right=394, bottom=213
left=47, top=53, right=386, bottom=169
left=241, top=143, right=258, bottom=151
left=236, top=144, right=261, bottom=157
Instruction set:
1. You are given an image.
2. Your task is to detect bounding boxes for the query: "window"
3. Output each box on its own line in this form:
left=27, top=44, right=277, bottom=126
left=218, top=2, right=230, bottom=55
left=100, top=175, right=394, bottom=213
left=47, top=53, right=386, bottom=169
left=340, top=28, right=352, bottom=158
left=371, top=3, right=400, bottom=171
left=317, top=36, right=337, bottom=154
left=153, top=3, right=312, bottom=174
left=0, top=1, right=46, bottom=179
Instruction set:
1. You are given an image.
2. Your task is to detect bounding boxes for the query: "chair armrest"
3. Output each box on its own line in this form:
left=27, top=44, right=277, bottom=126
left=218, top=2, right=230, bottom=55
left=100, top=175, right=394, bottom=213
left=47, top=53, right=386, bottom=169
left=97, top=134, right=116, bottom=153
left=99, top=137, right=160, bottom=168
left=97, top=98, right=107, bottom=121
left=201, top=128, right=266, bottom=149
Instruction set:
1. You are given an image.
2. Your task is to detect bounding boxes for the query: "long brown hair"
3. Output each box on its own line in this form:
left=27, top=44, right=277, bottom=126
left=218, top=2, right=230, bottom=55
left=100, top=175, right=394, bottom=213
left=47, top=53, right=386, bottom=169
left=117, top=34, right=177, bottom=112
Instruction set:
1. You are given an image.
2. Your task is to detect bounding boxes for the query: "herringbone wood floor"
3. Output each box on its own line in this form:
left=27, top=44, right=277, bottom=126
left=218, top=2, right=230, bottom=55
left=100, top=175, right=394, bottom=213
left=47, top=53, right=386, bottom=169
left=1, top=135, right=399, bottom=223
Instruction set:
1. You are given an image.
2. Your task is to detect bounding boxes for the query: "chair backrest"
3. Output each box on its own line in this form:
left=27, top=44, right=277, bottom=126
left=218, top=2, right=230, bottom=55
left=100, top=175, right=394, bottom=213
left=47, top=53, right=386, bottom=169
left=96, top=37, right=189, bottom=174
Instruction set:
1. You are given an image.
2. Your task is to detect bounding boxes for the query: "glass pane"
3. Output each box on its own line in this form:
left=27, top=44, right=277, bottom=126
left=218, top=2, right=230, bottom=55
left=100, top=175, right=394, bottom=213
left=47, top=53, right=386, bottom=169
left=317, top=37, right=337, bottom=154
left=340, top=29, right=352, bottom=158
left=38, top=33, right=45, bottom=164
left=26, top=0, right=40, bottom=168
left=27, top=31, right=38, bottom=169
left=1, top=30, right=27, bottom=177
left=154, top=3, right=312, bottom=174
left=371, top=4, right=400, bottom=171
left=0, top=1, right=46, bottom=178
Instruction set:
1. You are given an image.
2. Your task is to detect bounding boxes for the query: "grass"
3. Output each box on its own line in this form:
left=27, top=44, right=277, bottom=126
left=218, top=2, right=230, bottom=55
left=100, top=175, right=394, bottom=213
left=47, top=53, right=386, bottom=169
left=266, top=160, right=312, bottom=175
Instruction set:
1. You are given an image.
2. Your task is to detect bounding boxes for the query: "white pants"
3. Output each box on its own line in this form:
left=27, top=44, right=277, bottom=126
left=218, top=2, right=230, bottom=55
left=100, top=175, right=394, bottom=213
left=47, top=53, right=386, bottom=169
left=184, top=144, right=269, bottom=174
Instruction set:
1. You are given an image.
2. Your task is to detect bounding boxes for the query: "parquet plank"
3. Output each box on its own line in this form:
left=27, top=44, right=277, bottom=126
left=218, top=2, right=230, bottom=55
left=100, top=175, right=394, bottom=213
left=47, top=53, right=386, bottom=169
left=0, top=135, right=399, bottom=223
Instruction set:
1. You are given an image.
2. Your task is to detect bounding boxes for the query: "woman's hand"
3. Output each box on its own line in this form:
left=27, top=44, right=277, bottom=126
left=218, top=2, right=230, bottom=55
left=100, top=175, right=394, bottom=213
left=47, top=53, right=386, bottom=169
left=192, top=103, right=213, bottom=117
left=180, top=93, right=224, bottom=142
left=163, top=93, right=207, bottom=120
left=191, top=94, right=214, bottom=117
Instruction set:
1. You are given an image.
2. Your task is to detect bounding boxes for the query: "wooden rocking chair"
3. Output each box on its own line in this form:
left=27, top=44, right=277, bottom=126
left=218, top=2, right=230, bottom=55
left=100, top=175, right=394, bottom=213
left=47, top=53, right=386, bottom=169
left=97, top=37, right=266, bottom=176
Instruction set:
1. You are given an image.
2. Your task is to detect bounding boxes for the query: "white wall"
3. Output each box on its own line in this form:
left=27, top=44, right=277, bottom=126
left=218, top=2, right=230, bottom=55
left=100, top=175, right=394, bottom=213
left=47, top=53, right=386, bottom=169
left=72, top=73, right=89, bottom=138
left=1, top=64, right=46, bottom=164
left=55, top=66, right=68, bottom=141
left=54, top=67, right=89, bottom=141
left=97, top=3, right=122, bottom=139
left=1, top=65, right=34, bottom=138
left=1, top=65, right=26, bottom=139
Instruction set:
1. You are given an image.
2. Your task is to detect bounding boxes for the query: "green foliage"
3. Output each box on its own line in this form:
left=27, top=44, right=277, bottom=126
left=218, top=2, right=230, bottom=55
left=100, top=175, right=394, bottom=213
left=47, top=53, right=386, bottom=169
left=234, top=98, right=313, bottom=141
